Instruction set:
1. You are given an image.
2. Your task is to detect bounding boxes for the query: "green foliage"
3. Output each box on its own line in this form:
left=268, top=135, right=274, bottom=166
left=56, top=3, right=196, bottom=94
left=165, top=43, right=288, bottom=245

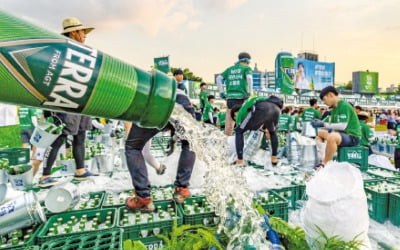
left=161, top=220, right=223, bottom=250
left=315, top=226, right=365, bottom=250
left=269, top=216, right=310, bottom=250
left=122, top=239, right=147, bottom=250
left=345, top=81, right=352, bottom=90
left=0, top=125, right=22, bottom=148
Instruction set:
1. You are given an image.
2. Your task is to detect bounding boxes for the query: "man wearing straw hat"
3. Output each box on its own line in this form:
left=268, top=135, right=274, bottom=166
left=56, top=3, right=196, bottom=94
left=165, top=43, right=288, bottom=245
left=39, top=17, right=97, bottom=188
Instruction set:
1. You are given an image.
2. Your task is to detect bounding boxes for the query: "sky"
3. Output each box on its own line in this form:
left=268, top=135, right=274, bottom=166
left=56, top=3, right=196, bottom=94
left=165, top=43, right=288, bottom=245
left=1, top=0, right=399, bottom=88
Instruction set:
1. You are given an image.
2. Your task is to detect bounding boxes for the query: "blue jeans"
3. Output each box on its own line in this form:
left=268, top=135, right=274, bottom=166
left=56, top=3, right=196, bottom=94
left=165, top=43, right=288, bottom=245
left=125, top=123, right=195, bottom=198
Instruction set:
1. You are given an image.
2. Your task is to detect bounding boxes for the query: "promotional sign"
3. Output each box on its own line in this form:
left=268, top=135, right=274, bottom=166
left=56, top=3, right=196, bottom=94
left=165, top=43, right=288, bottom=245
left=275, top=52, right=295, bottom=94
left=358, top=71, right=378, bottom=94
left=293, top=58, right=335, bottom=91
left=153, top=56, right=170, bottom=74
left=0, top=10, right=176, bottom=129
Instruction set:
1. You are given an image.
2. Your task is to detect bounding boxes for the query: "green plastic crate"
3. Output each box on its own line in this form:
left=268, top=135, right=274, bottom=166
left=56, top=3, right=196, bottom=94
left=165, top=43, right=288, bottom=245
left=271, top=185, right=298, bottom=210
left=0, top=148, right=30, bottom=166
left=367, top=166, right=400, bottom=181
left=135, top=236, right=166, bottom=250
left=0, top=224, right=43, bottom=250
left=254, top=191, right=289, bottom=221
left=43, top=192, right=105, bottom=216
left=388, top=192, right=400, bottom=226
left=177, top=196, right=219, bottom=226
left=117, top=200, right=182, bottom=240
left=102, top=187, right=174, bottom=208
left=36, top=208, right=117, bottom=244
left=364, top=180, right=400, bottom=223
left=39, top=228, right=122, bottom=250
left=337, top=146, right=369, bottom=171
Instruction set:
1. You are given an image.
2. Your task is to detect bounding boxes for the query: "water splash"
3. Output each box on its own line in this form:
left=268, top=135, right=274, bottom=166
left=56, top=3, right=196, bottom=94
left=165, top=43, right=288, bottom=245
left=170, top=105, right=268, bottom=249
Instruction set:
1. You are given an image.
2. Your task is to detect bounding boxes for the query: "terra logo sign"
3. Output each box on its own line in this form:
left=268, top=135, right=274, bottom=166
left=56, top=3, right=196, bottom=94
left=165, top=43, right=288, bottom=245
left=158, top=60, right=169, bottom=66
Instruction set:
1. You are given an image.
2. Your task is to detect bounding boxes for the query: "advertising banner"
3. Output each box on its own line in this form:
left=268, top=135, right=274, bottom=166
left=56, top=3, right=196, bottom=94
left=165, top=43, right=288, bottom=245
left=275, top=52, right=295, bottom=94
left=154, top=56, right=170, bottom=74
left=293, top=58, right=335, bottom=91
left=359, top=71, right=378, bottom=94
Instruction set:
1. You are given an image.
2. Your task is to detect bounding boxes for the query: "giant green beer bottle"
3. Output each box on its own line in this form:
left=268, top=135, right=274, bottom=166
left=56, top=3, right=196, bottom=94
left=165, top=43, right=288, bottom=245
left=0, top=10, right=176, bottom=129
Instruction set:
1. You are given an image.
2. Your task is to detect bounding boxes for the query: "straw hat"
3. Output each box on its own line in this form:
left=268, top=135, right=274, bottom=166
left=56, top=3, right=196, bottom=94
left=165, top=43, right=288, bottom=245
left=61, top=17, right=94, bottom=35
left=358, top=111, right=369, bottom=119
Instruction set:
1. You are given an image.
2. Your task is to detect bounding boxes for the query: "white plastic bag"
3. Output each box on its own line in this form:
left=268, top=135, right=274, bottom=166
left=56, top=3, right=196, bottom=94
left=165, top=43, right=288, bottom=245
left=368, top=154, right=395, bottom=170
left=303, top=161, right=371, bottom=249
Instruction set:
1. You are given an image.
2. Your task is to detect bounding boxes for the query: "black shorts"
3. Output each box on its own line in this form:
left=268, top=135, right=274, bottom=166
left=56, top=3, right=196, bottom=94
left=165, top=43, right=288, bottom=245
left=227, top=99, right=246, bottom=109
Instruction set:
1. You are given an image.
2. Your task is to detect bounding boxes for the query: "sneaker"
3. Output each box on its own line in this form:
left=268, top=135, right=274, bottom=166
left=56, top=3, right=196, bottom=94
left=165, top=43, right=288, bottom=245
left=156, top=164, right=166, bottom=175
left=271, top=161, right=280, bottom=167
left=38, top=177, right=58, bottom=188
left=73, top=170, right=99, bottom=181
left=173, top=186, right=190, bottom=204
left=125, top=195, right=155, bottom=212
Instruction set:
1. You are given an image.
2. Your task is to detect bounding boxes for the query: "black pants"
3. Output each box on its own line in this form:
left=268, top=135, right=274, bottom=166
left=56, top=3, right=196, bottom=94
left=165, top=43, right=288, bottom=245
left=395, top=148, right=400, bottom=170
left=234, top=101, right=279, bottom=160
left=125, top=123, right=195, bottom=198
left=42, top=130, right=86, bottom=175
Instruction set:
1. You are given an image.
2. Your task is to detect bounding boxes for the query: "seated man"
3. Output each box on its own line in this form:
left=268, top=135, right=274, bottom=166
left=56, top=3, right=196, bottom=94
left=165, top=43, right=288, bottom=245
left=311, top=86, right=361, bottom=169
left=231, top=96, right=283, bottom=166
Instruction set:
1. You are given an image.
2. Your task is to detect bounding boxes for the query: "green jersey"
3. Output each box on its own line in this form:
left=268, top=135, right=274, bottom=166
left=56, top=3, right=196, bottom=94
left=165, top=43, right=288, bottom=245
left=291, top=115, right=302, bottom=131
left=328, top=100, right=361, bottom=138
left=199, top=90, right=208, bottom=109
left=277, top=113, right=292, bottom=132
left=302, top=107, right=322, bottom=122
left=235, top=96, right=268, bottom=126
left=202, top=102, right=214, bottom=122
left=359, top=121, right=373, bottom=147
left=218, top=112, right=226, bottom=126
left=221, top=63, right=252, bottom=99
left=18, top=106, right=37, bottom=130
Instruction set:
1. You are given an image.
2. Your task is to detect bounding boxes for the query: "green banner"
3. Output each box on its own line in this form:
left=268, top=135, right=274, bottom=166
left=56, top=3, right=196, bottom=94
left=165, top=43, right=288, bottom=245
left=154, top=56, right=170, bottom=74
left=360, top=71, right=378, bottom=93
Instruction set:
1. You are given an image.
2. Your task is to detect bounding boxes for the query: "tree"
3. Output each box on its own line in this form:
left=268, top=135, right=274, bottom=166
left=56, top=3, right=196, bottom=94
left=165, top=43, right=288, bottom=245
left=345, top=80, right=352, bottom=90
left=171, top=67, right=202, bottom=82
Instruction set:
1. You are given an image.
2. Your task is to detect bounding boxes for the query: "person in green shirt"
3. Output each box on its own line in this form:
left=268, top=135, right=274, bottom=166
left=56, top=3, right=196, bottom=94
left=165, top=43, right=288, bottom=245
left=302, top=98, right=322, bottom=122
left=231, top=95, right=283, bottom=166
left=216, top=52, right=253, bottom=136
left=277, top=107, right=292, bottom=132
left=358, top=111, right=374, bottom=155
left=217, top=110, right=226, bottom=129
left=199, top=82, right=208, bottom=113
left=291, top=109, right=302, bottom=132
left=202, top=95, right=215, bottom=124
left=311, top=86, right=361, bottom=169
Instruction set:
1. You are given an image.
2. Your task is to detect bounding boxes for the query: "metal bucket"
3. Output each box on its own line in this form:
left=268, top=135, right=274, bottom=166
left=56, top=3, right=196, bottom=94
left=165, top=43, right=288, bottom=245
left=287, top=133, right=301, bottom=165
left=301, top=122, right=317, bottom=138
left=29, top=121, right=60, bottom=148
left=95, top=154, right=114, bottom=173
left=44, top=182, right=80, bottom=213
left=54, top=159, right=76, bottom=176
left=8, top=165, right=33, bottom=190
left=0, top=190, right=46, bottom=235
left=0, top=168, right=8, bottom=184
left=300, top=145, right=319, bottom=169
left=0, top=184, right=7, bottom=204
left=84, top=158, right=94, bottom=172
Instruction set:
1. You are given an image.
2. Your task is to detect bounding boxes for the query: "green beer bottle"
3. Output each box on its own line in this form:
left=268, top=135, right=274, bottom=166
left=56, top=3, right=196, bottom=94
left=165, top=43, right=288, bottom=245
left=0, top=10, right=176, bottom=129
